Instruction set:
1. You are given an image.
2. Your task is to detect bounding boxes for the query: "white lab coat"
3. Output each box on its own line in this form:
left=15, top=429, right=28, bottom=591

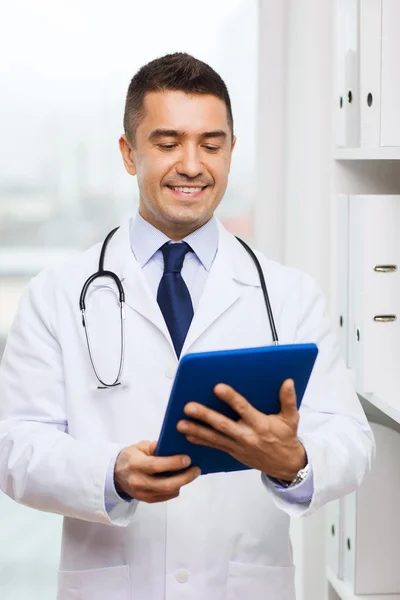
left=0, top=219, right=373, bottom=600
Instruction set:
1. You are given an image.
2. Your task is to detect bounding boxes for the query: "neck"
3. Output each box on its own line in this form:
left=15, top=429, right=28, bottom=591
left=139, top=210, right=212, bottom=241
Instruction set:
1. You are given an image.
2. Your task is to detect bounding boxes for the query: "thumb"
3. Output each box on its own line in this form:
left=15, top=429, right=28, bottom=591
left=279, top=379, right=298, bottom=417
left=135, top=440, right=157, bottom=455
left=149, top=440, right=158, bottom=456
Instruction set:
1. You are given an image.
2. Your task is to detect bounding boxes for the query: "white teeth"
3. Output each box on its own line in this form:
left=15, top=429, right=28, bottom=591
left=172, top=187, right=203, bottom=193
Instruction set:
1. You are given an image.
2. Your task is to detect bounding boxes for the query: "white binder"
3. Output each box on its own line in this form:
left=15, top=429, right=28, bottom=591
left=359, top=0, right=382, bottom=148
left=342, top=422, right=400, bottom=594
left=344, top=0, right=360, bottom=147
left=335, top=0, right=360, bottom=148
left=349, top=195, right=400, bottom=396
left=381, top=0, right=400, bottom=147
left=336, top=194, right=350, bottom=367
left=335, top=0, right=347, bottom=148
left=326, top=498, right=344, bottom=580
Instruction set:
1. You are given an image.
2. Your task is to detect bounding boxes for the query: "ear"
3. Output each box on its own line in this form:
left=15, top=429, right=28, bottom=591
left=228, top=135, right=237, bottom=172
left=119, top=134, right=137, bottom=176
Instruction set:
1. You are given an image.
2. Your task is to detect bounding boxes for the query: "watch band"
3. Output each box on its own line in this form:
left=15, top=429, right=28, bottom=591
left=276, top=463, right=310, bottom=489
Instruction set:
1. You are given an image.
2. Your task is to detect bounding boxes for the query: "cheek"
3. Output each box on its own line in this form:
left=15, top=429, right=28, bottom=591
left=209, top=155, right=231, bottom=183
left=210, top=165, right=229, bottom=191
left=137, top=156, right=169, bottom=191
left=141, top=156, right=173, bottom=187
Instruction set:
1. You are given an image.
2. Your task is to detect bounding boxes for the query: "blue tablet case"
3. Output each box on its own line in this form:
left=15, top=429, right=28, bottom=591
left=155, top=343, right=318, bottom=476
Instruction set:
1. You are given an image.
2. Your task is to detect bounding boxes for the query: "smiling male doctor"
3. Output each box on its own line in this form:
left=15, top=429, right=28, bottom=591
left=0, top=53, right=373, bottom=600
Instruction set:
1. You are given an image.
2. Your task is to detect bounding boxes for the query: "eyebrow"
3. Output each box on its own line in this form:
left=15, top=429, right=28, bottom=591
left=149, top=128, right=228, bottom=141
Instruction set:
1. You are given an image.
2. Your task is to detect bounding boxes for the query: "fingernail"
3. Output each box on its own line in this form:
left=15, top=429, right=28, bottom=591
left=182, top=456, right=191, bottom=467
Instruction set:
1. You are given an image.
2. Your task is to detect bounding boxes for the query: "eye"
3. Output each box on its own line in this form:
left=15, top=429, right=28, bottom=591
left=203, top=145, right=220, bottom=152
left=158, top=144, right=177, bottom=150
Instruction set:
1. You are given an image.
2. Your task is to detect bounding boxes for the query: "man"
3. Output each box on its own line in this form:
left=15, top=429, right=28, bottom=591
left=0, top=53, right=373, bottom=600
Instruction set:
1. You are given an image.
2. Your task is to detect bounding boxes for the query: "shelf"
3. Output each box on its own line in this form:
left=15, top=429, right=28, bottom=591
left=326, top=568, right=400, bottom=600
left=334, top=147, right=400, bottom=160
left=357, top=389, right=400, bottom=426
left=345, top=369, right=400, bottom=424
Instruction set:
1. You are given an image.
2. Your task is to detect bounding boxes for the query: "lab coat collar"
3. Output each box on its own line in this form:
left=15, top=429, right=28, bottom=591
left=216, top=221, right=262, bottom=288
left=180, top=221, right=262, bottom=354
left=101, top=217, right=262, bottom=356
left=130, top=212, right=219, bottom=273
left=98, top=218, right=172, bottom=347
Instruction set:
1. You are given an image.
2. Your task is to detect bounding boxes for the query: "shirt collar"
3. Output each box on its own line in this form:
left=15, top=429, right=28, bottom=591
left=130, top=211, right=219, bottom=272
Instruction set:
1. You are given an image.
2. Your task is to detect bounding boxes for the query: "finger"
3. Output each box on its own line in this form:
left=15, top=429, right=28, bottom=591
left=213, top=384, right=261, bottom=427
left=279, top=379, right=299, bottom=419
left=145, top=466, right=201, bottom=495
left=134, top=490, right=180, bottom=504
left=143, top=453, right=193, bottom=475
left=183, top=402, right=240, bottom=439
left=177, top=419, right=235, bottom=454
left=185, top=435, right=228, bottom=451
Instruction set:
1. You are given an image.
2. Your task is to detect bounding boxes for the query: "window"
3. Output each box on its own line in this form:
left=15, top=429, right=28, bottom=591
left=0, top=1, right=258, bottom=596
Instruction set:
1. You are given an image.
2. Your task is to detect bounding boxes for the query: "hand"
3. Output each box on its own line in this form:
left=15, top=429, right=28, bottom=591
left=177, top=379, right=307, bottom=481
left=114, top=440, right=201, bottom=503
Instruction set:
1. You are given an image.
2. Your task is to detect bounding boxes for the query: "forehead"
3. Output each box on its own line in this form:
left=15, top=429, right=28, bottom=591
left=138, top=90, right=231, bottom=137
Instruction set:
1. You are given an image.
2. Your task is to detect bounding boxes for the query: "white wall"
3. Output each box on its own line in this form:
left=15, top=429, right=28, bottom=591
left=255, top=1, right=335, bottom=599
left=254, top=0, right=288, bottom=262
left=283, top=0, right=334, bottom=298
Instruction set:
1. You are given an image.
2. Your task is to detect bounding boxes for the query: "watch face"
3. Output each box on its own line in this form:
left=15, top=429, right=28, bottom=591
left=289, top=464, right=309, bottom=488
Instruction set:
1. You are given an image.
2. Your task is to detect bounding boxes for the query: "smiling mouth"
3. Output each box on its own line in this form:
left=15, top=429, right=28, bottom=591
left=166, top=186, right=208, bottom=197
left=167, top=185, right=207, bottom=192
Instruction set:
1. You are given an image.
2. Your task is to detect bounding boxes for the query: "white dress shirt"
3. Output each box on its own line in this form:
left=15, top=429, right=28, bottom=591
left=105, top=212, right=314, bottom=511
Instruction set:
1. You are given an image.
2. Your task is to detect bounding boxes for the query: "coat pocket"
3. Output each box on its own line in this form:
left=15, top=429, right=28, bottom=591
left=225, top=561, right=296, bottom=600
left=58, top=564, right=129, bottom=600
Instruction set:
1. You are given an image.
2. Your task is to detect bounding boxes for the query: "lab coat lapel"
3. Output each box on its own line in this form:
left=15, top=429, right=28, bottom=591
left=181, top=222, right=261, bottom=354
left=102, top=219, right=260, bottom=357
left=104, top=220, right=174, bottom=350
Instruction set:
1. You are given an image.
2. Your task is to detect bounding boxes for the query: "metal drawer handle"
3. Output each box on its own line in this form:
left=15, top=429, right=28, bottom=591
left=373, top=315, right=397, bottom=323
left=374, top=265, right=397, bottom=273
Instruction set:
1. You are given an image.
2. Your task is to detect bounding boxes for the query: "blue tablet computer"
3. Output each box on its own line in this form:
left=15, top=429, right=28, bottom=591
left=155, top=343, right=318, bottom=476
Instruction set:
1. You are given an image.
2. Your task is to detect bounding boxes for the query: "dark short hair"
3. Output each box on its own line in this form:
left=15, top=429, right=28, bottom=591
left=123, top=52, right=234, bottom=144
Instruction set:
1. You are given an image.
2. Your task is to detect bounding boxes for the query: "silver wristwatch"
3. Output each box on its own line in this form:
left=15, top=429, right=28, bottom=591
left=277, top=463, right=309, bottom=489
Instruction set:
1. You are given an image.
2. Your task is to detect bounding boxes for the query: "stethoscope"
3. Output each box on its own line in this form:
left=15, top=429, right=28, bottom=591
left=80, top=227, right=279, bottom=389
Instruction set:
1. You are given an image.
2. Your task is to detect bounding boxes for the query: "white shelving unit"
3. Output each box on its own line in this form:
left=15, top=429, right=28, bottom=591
left=327, top=1, right=400, bottom=599
left=357, top=390, right=400, bottom=425
left=331, top=0, right=400, bottom=426
left=327, top=569, right=400, bottom=600
left=335, top=148, right=400, bottom=160
left=258, top=3, right=400, bottom=599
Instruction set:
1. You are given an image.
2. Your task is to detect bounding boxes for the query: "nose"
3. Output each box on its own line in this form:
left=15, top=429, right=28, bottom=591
left=176, top=144, right=203, bottom=179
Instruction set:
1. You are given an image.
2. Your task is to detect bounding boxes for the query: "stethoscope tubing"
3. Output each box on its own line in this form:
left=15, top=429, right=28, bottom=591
left=80, top=227, right=279, bottom=389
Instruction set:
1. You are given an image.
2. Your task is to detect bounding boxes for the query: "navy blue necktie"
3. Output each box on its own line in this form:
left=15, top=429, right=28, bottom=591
left=157, top=242, right=194, bottom=358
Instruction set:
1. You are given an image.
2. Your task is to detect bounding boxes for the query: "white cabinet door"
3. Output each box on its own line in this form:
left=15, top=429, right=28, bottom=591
left=381, top=0, right=400, bottom=147
left=342, top=422, right=400, bottom=594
